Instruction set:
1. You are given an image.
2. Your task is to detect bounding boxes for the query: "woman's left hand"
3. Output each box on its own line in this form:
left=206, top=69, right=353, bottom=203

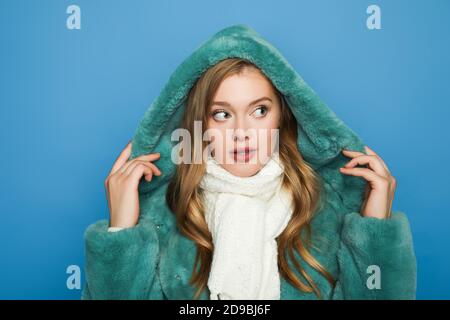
left=339, top=145, right=397, bottom=219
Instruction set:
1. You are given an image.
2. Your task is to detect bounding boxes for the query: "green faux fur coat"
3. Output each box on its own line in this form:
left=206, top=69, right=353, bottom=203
left=81, top=24, right=417, bottom=300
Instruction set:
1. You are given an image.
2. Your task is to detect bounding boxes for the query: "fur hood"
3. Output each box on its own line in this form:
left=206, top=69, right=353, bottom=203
left=130, top=24, right=366, bottom=207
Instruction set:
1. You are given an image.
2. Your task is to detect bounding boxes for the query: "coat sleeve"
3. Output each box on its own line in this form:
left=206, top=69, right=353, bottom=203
left=81, top=213, right=165, bottom=300
left=331, top=211, right=417, bottom=299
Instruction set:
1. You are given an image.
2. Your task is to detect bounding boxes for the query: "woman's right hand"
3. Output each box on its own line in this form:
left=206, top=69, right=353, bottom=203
left=105, top=141, right=162, bottom=228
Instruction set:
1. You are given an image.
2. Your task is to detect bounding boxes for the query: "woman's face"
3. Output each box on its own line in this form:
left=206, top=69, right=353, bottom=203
left=206, top=67, right=281, bottom=177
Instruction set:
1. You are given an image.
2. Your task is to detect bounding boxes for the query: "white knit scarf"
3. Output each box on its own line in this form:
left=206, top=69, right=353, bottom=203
left=199, top=151, right=293, bottom=300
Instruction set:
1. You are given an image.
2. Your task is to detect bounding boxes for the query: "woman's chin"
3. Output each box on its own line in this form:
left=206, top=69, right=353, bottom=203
left=220, top=162, right=263, bottom=177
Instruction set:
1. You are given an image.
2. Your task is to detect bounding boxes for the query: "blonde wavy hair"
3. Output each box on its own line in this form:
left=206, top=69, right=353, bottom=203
left=166, top=58, right=335, bottom=299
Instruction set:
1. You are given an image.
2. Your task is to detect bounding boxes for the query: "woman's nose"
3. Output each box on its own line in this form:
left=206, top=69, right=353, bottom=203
left=232, top=119, right=252, bottom=141
left=232, top=128, right=250, bottom=142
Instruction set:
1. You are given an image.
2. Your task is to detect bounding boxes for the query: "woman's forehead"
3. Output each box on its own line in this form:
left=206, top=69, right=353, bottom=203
left=212, top=73, right=277, bottom=105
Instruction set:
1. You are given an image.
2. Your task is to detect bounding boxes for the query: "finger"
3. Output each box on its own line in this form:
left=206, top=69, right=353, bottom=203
left=126, top=160, right=162, bottom=178
left=343, top=154, right=389, bottom=178
left=129, top=163, right=155, bottom=183
left=119, top=152, right=161, bottom=174
left=360, top=182, right=370, bottom=212
left=105, top=183, right=111, bottom=214
left=124, top=160, right=162, bottom=178
left=364, top=145, right=379, bottom=157
left=343, top=145, right=377, bottom=156
left=339, top=166, right=382, bottom=183
left=109, top=141, right=132, bottom=176
left=120, top=153, right=161, bottom=175
left=365, top=145, right=390, bottom=173
left=342, top=147, right=392, bottom=177
left=124, top=160, right=152, bottom=177
left=341, top=148, right=365, bottom=158
left=145, top=161, right=162, bottom=177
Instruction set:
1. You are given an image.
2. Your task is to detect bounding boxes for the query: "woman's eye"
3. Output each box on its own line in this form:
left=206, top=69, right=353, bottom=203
left=212, top=110, right=230, bottom=121
left=253, top=105, right=268, bottom=117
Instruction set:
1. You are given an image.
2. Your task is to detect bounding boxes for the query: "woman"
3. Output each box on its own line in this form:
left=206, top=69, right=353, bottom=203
left=82, top=24, right=416, bottom=300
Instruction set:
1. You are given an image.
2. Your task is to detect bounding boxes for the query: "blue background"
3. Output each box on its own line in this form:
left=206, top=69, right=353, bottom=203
left=0, top=0, right=449, bottom=299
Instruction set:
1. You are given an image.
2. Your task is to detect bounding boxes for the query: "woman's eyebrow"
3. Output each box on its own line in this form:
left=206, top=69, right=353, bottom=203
left=212, top=97, right=273, bottom=108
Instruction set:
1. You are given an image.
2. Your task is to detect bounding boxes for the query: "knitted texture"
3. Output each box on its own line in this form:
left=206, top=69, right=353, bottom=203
left=199, top=151, right=293, bottom=299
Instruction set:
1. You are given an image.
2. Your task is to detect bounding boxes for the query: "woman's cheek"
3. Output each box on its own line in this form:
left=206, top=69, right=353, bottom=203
left=207, top=130, right=227, bottom=161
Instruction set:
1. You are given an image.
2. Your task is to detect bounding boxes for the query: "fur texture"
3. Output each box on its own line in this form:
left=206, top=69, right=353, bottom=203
left=82, top=24, right=416, bottom=300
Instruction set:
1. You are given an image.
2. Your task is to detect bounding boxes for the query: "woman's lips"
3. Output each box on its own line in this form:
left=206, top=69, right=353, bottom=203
left=230, top=149, right=257, bottom=162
